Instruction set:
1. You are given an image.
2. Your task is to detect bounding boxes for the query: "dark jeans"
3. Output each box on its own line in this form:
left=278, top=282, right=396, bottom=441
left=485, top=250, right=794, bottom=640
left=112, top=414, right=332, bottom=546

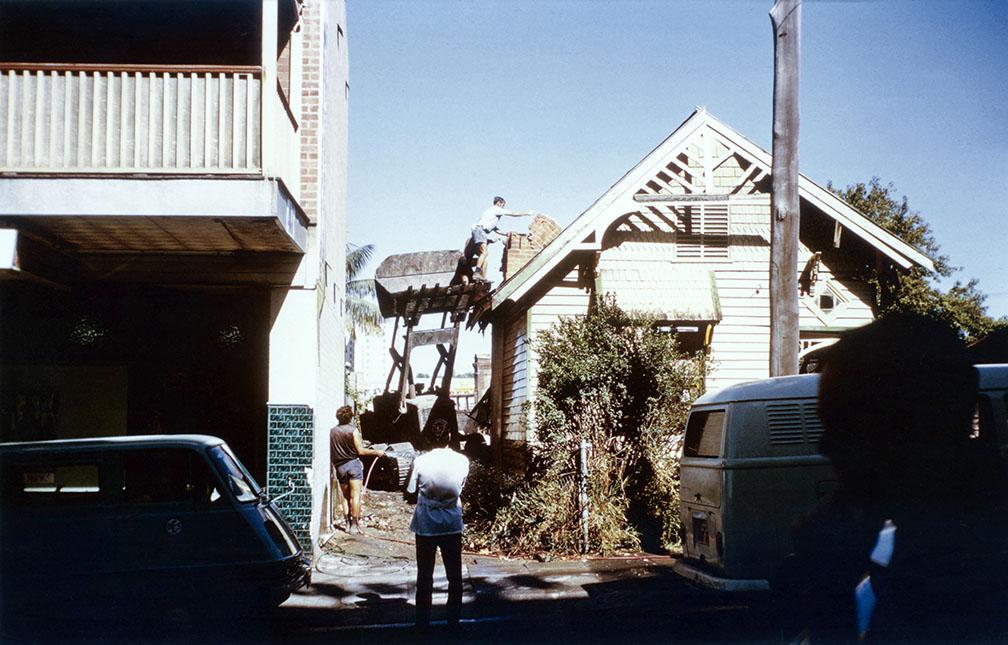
left=415, top=532, right=463, bottom=627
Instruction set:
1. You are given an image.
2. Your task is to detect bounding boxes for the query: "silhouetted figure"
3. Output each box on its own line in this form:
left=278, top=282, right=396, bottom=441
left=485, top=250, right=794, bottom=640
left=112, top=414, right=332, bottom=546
left=781, top=313, right=1008, bottom=641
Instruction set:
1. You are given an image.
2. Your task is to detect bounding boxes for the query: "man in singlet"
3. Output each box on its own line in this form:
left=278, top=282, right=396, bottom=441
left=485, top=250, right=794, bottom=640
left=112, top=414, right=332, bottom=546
left=330, top=405, right=386, bottom=534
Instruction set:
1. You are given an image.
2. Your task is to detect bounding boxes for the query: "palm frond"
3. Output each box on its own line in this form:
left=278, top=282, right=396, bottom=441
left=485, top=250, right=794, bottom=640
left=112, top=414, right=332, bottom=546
left=345, top=242, right=382, bottom=335
left=347, top=277, right=377, bottom=300
left=346, top=243, right=375, bottom=282
left=346, top=296, right=382, bottom=334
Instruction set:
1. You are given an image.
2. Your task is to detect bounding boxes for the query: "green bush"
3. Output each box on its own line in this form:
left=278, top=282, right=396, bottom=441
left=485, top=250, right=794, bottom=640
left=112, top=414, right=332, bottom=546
left=463, top=460, right=521, bottom=530
left=468, top=296, right=708, bottom=555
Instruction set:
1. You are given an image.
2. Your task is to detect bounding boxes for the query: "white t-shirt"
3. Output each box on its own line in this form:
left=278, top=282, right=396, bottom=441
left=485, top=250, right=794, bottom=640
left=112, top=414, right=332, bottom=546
left=475, top=205, right=510, bottom=232
left=407, top=447, right=470, bottom=536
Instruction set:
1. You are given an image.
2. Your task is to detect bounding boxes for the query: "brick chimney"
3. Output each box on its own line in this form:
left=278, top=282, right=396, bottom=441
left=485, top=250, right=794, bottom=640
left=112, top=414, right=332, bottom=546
left=501, top=215, right=562, bottom=281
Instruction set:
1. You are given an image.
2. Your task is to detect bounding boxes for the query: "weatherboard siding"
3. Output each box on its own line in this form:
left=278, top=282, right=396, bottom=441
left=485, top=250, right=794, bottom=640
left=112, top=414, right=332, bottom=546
left=486, top=113, right=927, bottom=471
left=500, top=312, right=530, bottom=470
left=524, top=282, right=592, bottom=443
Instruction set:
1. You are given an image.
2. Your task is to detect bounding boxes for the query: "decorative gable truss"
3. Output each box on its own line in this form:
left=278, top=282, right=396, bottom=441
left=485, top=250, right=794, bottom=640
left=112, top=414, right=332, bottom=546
left=635, top=131, right=768, bottom=198
left=606, top=126, right=771, bottom=262
left=492, top=109, right=933, bottom=314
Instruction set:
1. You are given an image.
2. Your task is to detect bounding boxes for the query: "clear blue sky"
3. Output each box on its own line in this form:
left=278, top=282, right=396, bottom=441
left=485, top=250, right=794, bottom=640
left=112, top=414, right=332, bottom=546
left=346, top=0, right=1008, bottom=360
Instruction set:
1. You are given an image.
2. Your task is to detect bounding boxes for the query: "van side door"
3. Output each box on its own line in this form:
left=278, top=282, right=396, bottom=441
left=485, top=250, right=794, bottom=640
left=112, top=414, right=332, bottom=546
left=0, top=451, right=116, bottom=599
left=114, top=447, right=217, bottom=587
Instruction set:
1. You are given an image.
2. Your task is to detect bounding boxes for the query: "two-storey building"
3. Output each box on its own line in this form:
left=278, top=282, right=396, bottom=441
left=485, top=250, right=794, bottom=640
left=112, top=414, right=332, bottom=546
left=0, top=0, right=348, bottom=549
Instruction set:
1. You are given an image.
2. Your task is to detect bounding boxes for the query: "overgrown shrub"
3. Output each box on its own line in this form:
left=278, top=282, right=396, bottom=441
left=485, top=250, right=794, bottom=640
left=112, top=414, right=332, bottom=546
left=468, top=296, right=708, bottom=555
left=462, top=461, right=521, bottom=530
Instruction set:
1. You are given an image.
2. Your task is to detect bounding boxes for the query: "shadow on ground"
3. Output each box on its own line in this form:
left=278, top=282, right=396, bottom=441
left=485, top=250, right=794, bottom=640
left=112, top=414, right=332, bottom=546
left=1, top=559, right=786, bottom=644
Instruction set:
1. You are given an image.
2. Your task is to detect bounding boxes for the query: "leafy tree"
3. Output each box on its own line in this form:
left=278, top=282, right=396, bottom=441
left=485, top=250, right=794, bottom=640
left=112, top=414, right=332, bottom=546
left=831, top=178, right=1005, bottom=341
left=345, top=243, right=382, bottom=338
left=467, top=296, right=708, bottom=555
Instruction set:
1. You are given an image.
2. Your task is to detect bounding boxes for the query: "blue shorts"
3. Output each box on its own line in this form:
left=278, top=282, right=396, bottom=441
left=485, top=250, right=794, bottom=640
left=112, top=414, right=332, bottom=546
left=335, top=458, right=364, bottom=484
left=471, top=226, right=490, bottom=246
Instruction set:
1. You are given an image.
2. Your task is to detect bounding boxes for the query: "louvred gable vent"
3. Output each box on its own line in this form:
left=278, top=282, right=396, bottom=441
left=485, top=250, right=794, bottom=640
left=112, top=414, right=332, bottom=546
left=676, top=203, right=729, bottom=260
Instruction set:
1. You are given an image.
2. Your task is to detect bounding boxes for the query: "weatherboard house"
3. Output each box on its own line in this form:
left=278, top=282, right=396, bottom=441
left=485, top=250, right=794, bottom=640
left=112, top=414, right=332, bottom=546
left=485, top=108, right=933, bottom=470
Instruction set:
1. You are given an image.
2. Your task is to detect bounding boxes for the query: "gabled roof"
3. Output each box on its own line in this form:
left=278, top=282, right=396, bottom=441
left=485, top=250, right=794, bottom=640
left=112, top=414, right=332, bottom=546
left=492, top=108, right=935, bottom=312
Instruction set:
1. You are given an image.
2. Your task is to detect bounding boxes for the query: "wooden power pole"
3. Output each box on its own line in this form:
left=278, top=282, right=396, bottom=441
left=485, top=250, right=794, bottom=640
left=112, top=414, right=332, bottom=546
left=769, top=0, right=801, bottom=377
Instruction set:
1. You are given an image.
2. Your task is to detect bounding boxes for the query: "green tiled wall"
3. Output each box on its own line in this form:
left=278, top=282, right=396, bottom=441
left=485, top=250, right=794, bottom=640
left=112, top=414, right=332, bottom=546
left=267, top=404, right=314, bottom=548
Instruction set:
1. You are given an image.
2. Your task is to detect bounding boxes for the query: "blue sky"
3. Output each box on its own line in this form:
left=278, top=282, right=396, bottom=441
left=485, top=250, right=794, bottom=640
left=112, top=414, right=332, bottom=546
left=346, top=0, right=1007, bottom=358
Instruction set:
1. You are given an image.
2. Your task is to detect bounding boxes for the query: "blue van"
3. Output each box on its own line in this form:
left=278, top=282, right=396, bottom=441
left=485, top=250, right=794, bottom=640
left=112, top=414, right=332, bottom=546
left=0, top=435, right=310, bottom=613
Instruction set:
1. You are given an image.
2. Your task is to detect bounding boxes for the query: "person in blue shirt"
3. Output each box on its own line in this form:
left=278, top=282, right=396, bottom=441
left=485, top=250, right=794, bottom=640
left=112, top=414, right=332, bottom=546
left=407, top=419, right=470, bottom=629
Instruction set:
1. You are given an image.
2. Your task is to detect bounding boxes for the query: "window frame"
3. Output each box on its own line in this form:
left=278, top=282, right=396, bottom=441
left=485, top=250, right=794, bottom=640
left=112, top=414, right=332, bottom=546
left=683, top=408, right=727, bottom=459
left=2, top=453, right=110, bottom=508
left=116, top=446, right=227, bottom=509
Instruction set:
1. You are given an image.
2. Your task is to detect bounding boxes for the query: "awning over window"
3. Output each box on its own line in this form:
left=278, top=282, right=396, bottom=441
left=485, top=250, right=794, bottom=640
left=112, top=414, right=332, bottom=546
left=597, top=261, right=722, bottom=323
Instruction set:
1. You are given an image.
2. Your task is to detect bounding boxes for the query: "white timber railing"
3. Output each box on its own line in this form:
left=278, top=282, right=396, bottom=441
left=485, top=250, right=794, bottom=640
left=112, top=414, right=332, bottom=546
left=0, top=63, right=263, bottom=174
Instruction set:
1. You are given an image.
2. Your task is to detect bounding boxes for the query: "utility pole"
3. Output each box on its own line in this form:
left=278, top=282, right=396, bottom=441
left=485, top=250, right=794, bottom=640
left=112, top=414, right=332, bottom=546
left=769, top=0, right=801, bottom=377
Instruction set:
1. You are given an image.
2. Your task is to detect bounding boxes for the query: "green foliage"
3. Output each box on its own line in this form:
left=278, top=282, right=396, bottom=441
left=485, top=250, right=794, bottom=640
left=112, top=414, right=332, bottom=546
left=831, top=178, right=1006, bottom=341
left=346, top=243, right=382, bottom=337
left=344, top=380, right=380, bottom=425
left=463, top=461, right=521, bottom=530
left=467, top=297, right=708, bottom=556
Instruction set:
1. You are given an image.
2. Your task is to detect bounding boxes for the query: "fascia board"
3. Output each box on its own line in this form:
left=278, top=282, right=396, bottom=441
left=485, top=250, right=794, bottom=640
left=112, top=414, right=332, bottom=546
left=798, top=179, right=934, bottom=271
left=704, top=115, right=934, bottom=271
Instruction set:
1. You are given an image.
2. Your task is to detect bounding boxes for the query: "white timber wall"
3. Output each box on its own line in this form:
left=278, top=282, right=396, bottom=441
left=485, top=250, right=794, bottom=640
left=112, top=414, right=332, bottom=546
left=525, top=281, right=592, bottom=438
left=706, top=197, right=875, bottom=392
left=705, top=198, right=770, bottom=390
left=498, top=279, right=592, bottom=458
left=499, top=313, right=529, bottom=471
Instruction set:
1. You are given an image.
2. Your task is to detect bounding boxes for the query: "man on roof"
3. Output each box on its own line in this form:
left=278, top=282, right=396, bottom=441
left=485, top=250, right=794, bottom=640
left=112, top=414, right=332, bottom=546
left=467, top=196, right=537, bottom=282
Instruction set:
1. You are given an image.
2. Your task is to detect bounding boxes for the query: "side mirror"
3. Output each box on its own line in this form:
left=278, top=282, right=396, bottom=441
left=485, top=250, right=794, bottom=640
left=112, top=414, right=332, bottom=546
left=266, top=478, right=296, bottom=504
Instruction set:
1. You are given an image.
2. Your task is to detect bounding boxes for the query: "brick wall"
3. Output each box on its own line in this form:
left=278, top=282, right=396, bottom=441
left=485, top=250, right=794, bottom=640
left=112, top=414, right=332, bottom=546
left=529, top=214, right=562, bottom=246
left=267, top=404, right=315, bottom=548
left=501, top=215, right=562, bottom=280
left=299, top=0, right=321, bottom=223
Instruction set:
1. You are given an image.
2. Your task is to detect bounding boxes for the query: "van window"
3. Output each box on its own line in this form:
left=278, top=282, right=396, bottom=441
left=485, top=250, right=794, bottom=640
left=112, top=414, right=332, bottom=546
left=2, top=460, right=102, bottom=506
left=208, top=445, right=259, bottom=503
left=122, top=448, right=222, bottom=506
left=684, top=410, right=725, bottom=458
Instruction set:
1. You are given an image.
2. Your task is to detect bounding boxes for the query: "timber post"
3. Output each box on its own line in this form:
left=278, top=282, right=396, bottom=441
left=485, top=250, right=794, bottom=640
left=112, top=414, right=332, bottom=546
left=769, top=0, right=801, bottom=376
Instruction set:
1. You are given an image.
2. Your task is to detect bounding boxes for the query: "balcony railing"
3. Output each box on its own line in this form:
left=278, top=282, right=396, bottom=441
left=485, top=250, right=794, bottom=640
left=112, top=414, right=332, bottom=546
left=0, top=63, right=262, bottom=174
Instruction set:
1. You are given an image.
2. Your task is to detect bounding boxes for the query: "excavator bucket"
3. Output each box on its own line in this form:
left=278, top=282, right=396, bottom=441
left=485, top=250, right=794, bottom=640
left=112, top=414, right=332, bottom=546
left=374, top=250, right=468, bottom=319
left=359, top=248, right=496, bottom=475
